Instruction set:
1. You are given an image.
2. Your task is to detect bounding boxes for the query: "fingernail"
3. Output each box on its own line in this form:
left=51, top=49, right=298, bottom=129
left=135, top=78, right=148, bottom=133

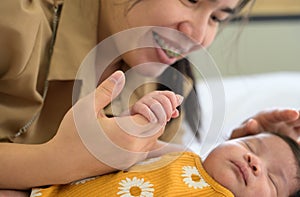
left=176, top=95, right=184, bottom=105
left=287, top=109, right=299, bottom=119
left=247, top=119, right=254, bottom=123
left=109, top=70, right=124, bottom=84
left=172, top=110, right=179, bottom=118
left=246, top=119, right=255, bottom=126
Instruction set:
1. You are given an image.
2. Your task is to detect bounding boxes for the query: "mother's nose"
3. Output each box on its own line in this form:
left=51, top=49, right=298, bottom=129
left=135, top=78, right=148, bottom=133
left=177, top=17, right=209, bottom=45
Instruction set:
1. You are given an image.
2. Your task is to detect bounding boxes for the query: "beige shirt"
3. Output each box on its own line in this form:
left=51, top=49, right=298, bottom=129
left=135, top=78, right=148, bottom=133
left=0, top=0, right=186, bottom=144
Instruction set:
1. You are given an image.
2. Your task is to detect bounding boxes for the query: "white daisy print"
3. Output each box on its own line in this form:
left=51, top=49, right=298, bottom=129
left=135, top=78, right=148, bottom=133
left=117, top=177, right=154, bottom=197
left=136, top=157, right=161, bottom=166
left=30, top=189, right=42, bottom=197
left=182, top=166, right=209, bottom=189
left=71, top=177, right=97, bottom=185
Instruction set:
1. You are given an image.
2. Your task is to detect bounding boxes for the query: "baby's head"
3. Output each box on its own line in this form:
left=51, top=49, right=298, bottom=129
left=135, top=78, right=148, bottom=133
left=203, top=132, right=300, bottom=197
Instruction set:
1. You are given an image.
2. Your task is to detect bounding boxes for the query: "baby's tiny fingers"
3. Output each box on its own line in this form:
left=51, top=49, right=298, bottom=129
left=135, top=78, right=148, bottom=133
left=132, top=103, right=157, bottom=123
left=176, top=95, right=184, bottom=106
left=150, top=102, right=167, bottom=125
left=171, top=109, right=180, bottom=119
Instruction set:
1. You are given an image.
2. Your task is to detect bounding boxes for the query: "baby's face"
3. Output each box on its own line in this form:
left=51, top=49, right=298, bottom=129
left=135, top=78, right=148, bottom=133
left=203, top=133, right=298, bottom=197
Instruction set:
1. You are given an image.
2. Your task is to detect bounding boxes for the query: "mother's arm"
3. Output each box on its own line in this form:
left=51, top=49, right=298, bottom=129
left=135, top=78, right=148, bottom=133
left=0, top=71, right=164, bottom=189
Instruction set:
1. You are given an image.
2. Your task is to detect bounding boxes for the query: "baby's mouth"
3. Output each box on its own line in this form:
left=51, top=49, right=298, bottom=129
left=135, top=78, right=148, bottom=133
left=152, top=31, right=184, bottom=59
left=232, top=161, right=249, bottom=186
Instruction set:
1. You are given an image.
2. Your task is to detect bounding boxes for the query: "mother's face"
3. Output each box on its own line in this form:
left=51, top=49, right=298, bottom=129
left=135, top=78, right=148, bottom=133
left=99, top=0, right=240, bottom=76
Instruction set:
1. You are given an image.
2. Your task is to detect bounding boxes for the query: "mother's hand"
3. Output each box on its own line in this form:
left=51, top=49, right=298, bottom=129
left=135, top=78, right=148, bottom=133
left=0, top=71, right=167, bottom=189
left=230, top=109, right=300, bottom=143
left=49, top=71, right=166, bottom=183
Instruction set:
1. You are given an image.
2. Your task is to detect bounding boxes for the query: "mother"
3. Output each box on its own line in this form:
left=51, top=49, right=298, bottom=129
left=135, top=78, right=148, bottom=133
left=0, top=0, right=299, bottom=189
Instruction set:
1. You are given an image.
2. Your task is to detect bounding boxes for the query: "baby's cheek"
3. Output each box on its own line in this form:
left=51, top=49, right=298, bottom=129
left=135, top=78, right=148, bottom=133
left=239, top=182, right=272, bottom=197
left=212, top=169, right=238, bottom=193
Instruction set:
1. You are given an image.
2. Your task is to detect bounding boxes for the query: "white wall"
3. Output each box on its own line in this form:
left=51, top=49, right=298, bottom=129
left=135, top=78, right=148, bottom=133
left=207, top=20, right=300, bottom=76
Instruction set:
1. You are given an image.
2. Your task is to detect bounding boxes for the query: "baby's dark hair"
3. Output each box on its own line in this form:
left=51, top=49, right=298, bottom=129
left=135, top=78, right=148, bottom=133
left=271, top=133, right=300, bottom=197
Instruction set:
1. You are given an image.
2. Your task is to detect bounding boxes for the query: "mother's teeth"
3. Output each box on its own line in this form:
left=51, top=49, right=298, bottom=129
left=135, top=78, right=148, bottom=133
left=165, top=48, right=180, bottom=58
left=153, top=32, right=181, bottom=58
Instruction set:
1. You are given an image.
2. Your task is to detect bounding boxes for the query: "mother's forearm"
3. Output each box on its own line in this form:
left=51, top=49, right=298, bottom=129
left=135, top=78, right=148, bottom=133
left=0, top=139, right=115, bottom=189
left=0, top=142, right=48, bottom=189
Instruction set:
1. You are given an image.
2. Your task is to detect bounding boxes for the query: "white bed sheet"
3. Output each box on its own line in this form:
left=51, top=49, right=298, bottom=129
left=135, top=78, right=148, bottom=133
left=184, top=72, right=300, bottom=157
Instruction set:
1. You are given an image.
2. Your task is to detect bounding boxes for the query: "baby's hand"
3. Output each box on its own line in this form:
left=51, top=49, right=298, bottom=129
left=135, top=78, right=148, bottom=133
left=129, top=91, right=184, bottom=125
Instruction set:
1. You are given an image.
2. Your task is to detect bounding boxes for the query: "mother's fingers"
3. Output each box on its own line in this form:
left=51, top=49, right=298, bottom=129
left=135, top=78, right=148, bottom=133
left=230, top=119, right=261, bottom=139
left=95, top=70, right=125, bottom=113
left=257, top=109, right=299, bottom=124
left=287, top=115, right=300, bottom=127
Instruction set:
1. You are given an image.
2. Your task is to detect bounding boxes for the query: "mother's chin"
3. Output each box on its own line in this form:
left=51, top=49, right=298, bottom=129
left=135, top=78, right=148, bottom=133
left=132, top=62, right=170, bottom=78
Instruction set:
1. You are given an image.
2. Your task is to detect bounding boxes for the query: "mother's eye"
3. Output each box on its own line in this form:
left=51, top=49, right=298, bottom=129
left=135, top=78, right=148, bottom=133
left=180, top=0, right=199, bottom=5
left=211, top=15, right=222, bottom=23
left=211, top=14, right=230, bottom=24
left=188, top=0, right=199, bottom=3
left=180, top=0, right=199, bottom=7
